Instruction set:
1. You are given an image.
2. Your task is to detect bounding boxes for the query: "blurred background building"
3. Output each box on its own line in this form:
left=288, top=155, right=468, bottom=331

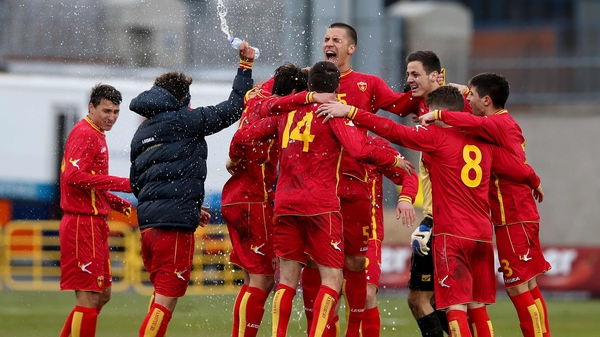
left=2, top=0, right=599, bottom=103
left=0, top=0, right=599, bottom=245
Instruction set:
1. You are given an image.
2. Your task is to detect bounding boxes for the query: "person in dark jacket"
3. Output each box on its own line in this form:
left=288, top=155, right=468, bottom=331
left=129, top=41, right=256, bottom=337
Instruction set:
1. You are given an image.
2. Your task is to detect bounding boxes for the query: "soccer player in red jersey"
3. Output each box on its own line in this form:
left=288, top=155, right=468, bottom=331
left=222, top=62, right=308, bottom=337
left=420, top=73, right=552, bottom=337
left=404, top=50, right=471, bottom=337
left=59, top=84, right=132, bottom=337
left=362, top=135, right=419, bottom=337
left=307, top=22, right=421, bottom=337
left=318, top=85, right=543, bottom=337
left=129, top=42, right=256, bottom=337
left=230, top=61, right=410, bottom=337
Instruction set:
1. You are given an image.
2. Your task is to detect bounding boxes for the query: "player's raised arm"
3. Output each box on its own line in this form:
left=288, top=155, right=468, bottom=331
left=347, top=106, right=442, bottom=154
left=229, top=115, right=281, bottom=163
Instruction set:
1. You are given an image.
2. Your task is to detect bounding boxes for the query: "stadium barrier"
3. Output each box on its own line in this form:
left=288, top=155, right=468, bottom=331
left=4, top=221, right=600, bottom=298
left=379, top=244, right=600, bottom=298
left=0, top=220, right=244, bottom=294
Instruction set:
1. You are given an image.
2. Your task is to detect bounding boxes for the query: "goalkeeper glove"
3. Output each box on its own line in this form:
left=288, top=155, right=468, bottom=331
left=411, top=217, right=433, bottom=256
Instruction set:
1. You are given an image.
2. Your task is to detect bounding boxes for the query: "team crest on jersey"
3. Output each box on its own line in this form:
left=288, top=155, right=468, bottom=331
left=97, top=275, right=104, bottom=288
left=357, top=81, right=367, bottom=92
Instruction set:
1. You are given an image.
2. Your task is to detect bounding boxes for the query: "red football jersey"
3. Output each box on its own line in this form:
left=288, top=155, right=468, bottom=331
left=231, top=104, right=399, bottom=216
left=350, top=110, right=540, bottom=242
left=60, top=116, right=131, bottom=216
left=223, top=84, right=278, bottom=205
left=435, top=109, right=541, bottom=225
left=367, top=135, right=419, bottom=240
left=339, top=70, right=420, bottom=180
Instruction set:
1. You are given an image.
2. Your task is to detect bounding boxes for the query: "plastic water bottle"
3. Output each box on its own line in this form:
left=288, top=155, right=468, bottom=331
left=229, top=37, right=260, bottom=59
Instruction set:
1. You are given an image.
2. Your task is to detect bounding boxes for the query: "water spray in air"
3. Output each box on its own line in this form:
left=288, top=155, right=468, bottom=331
left=217, top=0, right=260, bottom=58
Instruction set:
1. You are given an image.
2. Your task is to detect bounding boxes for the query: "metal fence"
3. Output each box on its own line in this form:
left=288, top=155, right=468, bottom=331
left=0, top=221, right=244, bottom=295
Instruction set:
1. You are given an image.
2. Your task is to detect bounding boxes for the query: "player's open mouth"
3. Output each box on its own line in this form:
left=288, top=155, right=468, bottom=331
left=410, top=84, right=418, bottom=93
left=326, top=51, right=338, bottom=63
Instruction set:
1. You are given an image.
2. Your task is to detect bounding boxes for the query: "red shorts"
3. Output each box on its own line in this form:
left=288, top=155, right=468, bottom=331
left=365, top=238, right=382, bottom=288
left=60, top=214, right=112, bottom=292
left=433, top=235, right=496, bottom=309
left=340, top=178, right=371, bottom=256
left=495, top=223, right=552, bottom=287
left=273, top=213, right=344, bottom=269
left=141, top=228, right=195, bottom=298
left=222, top=203, right=276, bottom=275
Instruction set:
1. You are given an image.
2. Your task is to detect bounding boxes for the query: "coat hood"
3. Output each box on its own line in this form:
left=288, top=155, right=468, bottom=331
left=129, top=85, right=188, bottom=118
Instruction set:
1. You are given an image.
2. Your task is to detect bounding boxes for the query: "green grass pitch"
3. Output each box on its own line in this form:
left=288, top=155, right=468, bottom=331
left=0, top=290, right=598, bottom=336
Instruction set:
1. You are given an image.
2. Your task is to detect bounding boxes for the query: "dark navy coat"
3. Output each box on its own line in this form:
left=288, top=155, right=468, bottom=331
left=129, top=68, right=253, bottom=231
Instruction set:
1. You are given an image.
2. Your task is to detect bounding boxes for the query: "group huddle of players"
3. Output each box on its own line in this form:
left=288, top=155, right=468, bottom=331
left=222, top=22, right=552, bottom=337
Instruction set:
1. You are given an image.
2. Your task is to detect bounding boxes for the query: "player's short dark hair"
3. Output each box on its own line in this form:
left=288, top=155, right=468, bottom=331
left=406, top=50, right=441, bottom=74
left=272, top=62, right=308, bottom=96
left=426, top=86, right=464, bottom=111
left=309, top=61, right=340, bottom=93
left=469, top=72, right=510, bottom=109
left=328, top=22, right=357, bottom=45
left=154, top=72, right=193, bottom=101
left=89, top=84, right=122, bottom=107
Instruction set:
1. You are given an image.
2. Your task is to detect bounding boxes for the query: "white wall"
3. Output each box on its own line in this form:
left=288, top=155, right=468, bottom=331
left=0, top=73, right=240, bottom=202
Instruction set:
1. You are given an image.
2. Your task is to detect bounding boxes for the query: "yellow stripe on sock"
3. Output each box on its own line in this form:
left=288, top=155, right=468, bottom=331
left=486, top=320, right=494, bottom=336
left=143, top=307, right=165, bottom=337
left=272, top=289, right=285, bottom=337
left=534, top=298, right=547, bottom=333
left=72, top=311, right=83, bottom=337
left=239, top=291, right=252, bottom=337
left=528, top=304, right=543, bottom=337
left=449, top=320, right=462, bottom=337
left=314, top=293, right=336, bottom=337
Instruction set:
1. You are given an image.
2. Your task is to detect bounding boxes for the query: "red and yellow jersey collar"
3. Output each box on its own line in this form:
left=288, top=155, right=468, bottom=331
left=84, top=116, right=104, bottom=134
left=340, top=68, right=353, bottom=77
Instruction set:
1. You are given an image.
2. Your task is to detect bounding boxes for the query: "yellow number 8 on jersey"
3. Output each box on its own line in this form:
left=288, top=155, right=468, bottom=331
left=461, top=145, right=482, bottom=188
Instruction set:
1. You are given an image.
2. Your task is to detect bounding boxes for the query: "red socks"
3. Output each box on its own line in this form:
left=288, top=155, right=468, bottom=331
left=139, top=303, right=172, bottom=337
left=467, top=306, right=493, bottom=337
left=60, top=305, right=98, bottom=337
left=237, top=286, right=269, bottom=337
left=361, top=307, right=381, bottom=337
left=272, top=284, right=297, bottom=337
left=309, top=285, right=339, bottom=337
left=232, top=283, right=249, bottom=336
left=446, top=309, right=471, bottom=337
left=343, top=269, right=366, bottom=337
left=302, top=267, right=321, bottom=331
left=510, top=291, right=543, bottom=337
left=530, top=285, right=551, bottom=336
